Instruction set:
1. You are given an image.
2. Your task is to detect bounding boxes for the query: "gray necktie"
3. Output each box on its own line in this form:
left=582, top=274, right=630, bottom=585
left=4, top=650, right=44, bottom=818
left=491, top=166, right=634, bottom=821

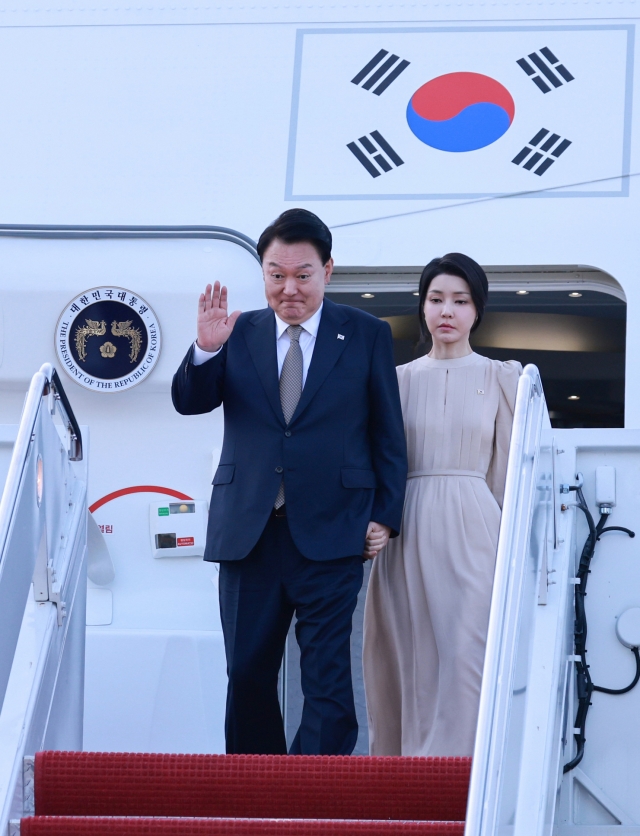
left=275, top=325, right=303, bottom=509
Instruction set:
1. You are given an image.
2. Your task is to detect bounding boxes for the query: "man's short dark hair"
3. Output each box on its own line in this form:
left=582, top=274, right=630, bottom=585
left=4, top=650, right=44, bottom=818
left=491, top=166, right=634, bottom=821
left=257, top=209, right=332, bottom=265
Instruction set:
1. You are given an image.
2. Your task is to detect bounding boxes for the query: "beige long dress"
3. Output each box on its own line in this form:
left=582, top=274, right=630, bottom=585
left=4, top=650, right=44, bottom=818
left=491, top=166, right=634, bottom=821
left=363, top=351, right=521, bottom=757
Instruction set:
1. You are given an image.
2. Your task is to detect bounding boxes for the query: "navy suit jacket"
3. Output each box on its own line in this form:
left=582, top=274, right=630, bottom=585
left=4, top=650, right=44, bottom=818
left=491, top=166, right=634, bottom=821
left=171, top=298, right=407, bottom=563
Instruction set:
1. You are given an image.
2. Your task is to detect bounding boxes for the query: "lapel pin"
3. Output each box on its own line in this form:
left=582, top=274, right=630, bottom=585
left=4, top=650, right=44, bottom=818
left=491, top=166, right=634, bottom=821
left=337, top=334, right=345, bottom=340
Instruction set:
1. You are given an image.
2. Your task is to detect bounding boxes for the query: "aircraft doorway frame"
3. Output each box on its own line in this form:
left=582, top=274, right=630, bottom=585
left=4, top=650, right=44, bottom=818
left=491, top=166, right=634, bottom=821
left=328, top=264, right=625, bottom=301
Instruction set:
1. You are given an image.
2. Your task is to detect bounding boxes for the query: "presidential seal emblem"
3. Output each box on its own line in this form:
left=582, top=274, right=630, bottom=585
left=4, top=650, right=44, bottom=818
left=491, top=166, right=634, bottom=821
left=55, top=287, right=161, bottom=392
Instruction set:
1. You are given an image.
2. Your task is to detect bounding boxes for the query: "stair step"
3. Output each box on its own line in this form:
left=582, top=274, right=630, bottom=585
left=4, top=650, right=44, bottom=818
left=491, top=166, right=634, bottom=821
left=35, top=753, right=471, bottom=822
left=22, top=817, right=466, bottom=835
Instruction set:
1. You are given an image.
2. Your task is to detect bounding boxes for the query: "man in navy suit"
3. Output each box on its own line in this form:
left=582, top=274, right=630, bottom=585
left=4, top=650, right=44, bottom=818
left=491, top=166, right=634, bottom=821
left=172, top=209, right=407, bottom=755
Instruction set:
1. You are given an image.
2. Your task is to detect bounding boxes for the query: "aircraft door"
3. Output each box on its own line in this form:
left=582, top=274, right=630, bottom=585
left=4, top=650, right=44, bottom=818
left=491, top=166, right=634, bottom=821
left=0, top=228, right=264, bottom=754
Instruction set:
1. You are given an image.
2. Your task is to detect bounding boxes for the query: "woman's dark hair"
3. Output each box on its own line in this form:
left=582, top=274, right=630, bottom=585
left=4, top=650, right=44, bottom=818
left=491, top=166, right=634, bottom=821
left=417, top=253, right=489, bottom=342
left=257, top=208, right=332, bottom=265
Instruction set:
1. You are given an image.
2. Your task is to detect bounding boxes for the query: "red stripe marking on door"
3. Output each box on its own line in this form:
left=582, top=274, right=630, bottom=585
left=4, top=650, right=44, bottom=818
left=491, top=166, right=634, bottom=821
left=89, top=486, right=193, bottom=514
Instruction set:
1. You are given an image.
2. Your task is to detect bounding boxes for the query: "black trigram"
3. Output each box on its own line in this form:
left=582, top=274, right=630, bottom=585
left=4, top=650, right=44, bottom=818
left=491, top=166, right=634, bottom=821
left=351, top=50, right=410, bottom=96
left=512, top=128, right=572, bottom=176
left=347, top=131, right=404, bottom=178
left=517, top=47, right=574, bottom=93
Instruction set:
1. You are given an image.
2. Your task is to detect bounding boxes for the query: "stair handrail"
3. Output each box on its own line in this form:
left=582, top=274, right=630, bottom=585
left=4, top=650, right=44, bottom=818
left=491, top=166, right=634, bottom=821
left=0, top=363, right=82, bottom=563
left=465, top=363, right=546, bottom=836
left=0, top=364, right=87, bottom=834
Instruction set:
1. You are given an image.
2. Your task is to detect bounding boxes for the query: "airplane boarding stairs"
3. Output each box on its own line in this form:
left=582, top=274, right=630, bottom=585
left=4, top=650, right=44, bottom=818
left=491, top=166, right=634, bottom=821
left=2, top=363, right=640, bottom=835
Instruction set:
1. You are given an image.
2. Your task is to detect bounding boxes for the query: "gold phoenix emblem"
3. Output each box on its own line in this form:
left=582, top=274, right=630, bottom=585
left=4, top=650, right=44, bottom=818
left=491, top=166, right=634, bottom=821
left=75, top=319, right=107, bottom=361
left=111, top=320, right=142, bottom=363
left=74, top=317, right=143, bottom=364
left=100, top=341, right=117, bottom=358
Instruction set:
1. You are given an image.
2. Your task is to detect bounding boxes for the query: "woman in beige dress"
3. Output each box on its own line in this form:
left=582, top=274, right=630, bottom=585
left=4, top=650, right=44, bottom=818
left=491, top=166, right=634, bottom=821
left=362, top=253, right=521, bottom=757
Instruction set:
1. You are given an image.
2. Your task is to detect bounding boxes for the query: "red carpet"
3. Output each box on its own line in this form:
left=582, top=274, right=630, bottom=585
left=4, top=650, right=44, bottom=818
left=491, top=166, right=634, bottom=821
left=29, top=752, right=470, bottom=834
left=34, top=753, right=471, bottom=822
left=22, top=817, right=466, bottom=835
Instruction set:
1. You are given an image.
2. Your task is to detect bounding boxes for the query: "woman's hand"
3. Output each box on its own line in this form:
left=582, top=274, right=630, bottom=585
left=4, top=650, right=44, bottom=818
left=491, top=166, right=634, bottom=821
left=363, top=521, right=391, bottom=560
left=196, top=281, right=242, bottom=352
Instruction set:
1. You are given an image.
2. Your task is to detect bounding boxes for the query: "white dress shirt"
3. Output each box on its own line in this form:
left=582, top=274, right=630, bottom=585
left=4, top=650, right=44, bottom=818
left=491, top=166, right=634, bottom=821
left=191, top=303, right=323, bottom=387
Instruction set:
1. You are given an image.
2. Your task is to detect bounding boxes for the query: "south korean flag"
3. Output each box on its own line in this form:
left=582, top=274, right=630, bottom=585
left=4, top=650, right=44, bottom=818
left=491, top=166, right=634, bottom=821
left=286, top=26, right=632, bottom=200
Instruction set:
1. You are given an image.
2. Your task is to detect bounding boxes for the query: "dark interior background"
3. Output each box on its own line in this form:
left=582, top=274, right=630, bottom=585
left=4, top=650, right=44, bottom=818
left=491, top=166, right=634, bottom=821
left=326, top=287, right=626, bottom=429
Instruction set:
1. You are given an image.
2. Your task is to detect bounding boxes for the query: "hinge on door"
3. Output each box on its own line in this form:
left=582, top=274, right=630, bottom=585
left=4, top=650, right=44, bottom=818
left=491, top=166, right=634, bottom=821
left=47, top=562, right=67, bottom=626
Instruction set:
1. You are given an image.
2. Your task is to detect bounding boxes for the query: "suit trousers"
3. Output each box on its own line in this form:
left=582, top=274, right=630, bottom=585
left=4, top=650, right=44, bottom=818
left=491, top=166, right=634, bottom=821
left=218, top=511, right=364, bottom=755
